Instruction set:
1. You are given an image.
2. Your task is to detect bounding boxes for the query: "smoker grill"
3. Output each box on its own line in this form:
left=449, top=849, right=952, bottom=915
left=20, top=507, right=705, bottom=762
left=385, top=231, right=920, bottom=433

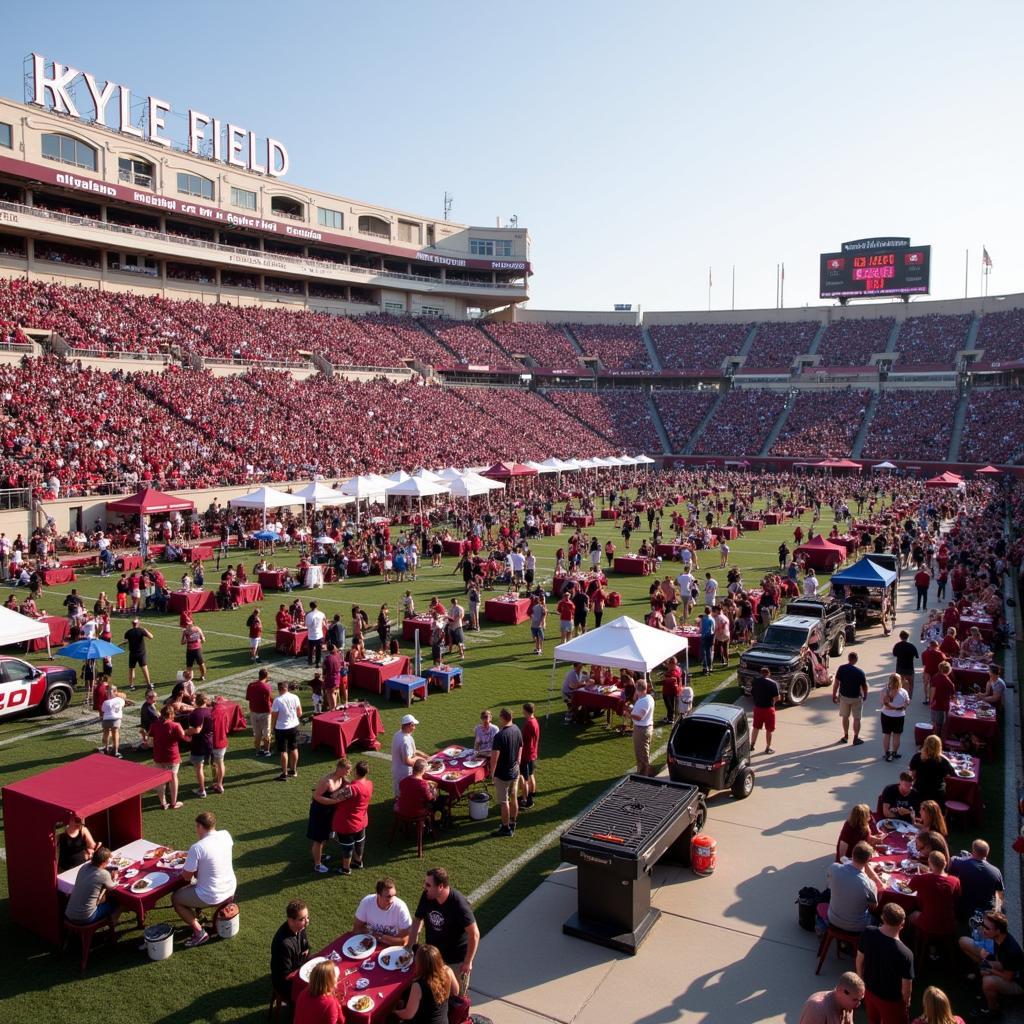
left=559, top=774, right=706, bottom=954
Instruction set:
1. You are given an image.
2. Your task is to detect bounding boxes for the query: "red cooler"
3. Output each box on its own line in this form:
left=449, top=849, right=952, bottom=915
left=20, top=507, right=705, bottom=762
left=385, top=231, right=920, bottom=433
left=691, top=833, right=717, bottom=876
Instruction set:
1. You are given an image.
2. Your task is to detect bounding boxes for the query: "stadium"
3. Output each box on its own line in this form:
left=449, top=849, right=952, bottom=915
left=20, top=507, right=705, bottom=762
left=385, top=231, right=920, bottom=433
left=1, top=42, right=1022, bottom=1024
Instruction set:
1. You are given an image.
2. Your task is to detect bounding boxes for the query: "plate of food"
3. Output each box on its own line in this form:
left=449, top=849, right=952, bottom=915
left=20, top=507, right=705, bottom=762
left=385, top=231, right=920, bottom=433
left=442, top=771, right=462, bottom=782
left=900, top=859, right=918, bottom=873
left=441, top=746, right=464, bottom=758
left=425, top=760, right=445, bottom=774
left=377, top=946, right=414, bottom=971
left=890, top=880, right=914, bottom=895
left=159, top=851, right=188, bottom=870
left=298, top=956, right=329, bottom=983
left=108, top=855, right=135, bottom=871
left=462, top=758, right=485, bottom=769
left=130, top=877, right=153, bottom=893
left=957, top=769, right=976, bottom=778
left=354, top=977, right=370, bottom=990
left=143, top=846, right=168, bottom=860
left=347, top=995, right=375, bottom=1014
left=122, top=868, right=139, bottom=879
left=342, top=934, right=377, bottom=959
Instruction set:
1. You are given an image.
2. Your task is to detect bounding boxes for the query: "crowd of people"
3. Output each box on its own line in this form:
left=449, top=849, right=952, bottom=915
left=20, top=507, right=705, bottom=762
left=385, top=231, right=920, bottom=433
left=743, top=320, right=822, bottom=369
left=691, top=388, right=789, bottom=455
left=648, top=321, right=753, bottom=372
left=567, top=323, right=651, bottom=370
left=652, top=389, right=719, bottom=452
left=541, top=388, right=664, bottom=453
left=815, top=317, right=895, bottom=367
left=894, top=315, right=973, bottom=368
left=860, top=390, right=960, bottom=462
left=770, top=389, right=872, bottom=458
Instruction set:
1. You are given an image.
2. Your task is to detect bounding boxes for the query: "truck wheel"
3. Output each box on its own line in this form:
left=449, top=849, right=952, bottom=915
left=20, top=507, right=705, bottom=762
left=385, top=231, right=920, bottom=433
left=830, top=631, right=846, bottom=657
left=787, top=672, right=811, bottom=706
left=44, top=687, right=70, bottom=715
left=731, top=767, right=755, bottom=800
left=679, top=794, right=708, bottom=866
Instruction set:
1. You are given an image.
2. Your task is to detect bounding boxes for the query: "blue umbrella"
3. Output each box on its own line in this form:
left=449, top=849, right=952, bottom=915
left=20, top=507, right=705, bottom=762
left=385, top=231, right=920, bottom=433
left=59, top=639, right=125, bottom=660
left=253, top=529, right=281, bottom=542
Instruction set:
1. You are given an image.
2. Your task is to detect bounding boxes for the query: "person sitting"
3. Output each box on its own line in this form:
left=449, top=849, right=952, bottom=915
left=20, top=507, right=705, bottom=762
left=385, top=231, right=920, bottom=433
left=65, top=846, right=123, bottom=930
left=826, top=841, right=880, bottom=935
left=276, top=604, right=293, bottom=630
left=908, top=850, right=960, bottom=945
left=960, top=627, right=991, bottom=662
left=473, top=710, right=499, bottom=755
left=917, top=830, right=951, bottom=864
left=979, top=664, right=1007, bottom=710
left=58, top=812, right=96, bottom=872
left=353, top=876, right=413, bottom=946
left=880, top=771, right=921, bottom=823
left=958, top=911, right=1024, bottom=1017
left=561, top=662, right=588, bottom=723
left=911, top=986, right=965, bottom=1024
left=270, top=899, right=310, bottom=1011
left=171, top=810, right=237, bottom=947
left=293, top=959, right=344, bottom=1024
left=949, top=839, right=1004, bottom=922
left=397, top=760, right=445, bottom=832
left=836, top=804, right=883, bottom=861
left=394, top=944, right=460, bottom=1023
left=916, top=800, right=949, bottom=843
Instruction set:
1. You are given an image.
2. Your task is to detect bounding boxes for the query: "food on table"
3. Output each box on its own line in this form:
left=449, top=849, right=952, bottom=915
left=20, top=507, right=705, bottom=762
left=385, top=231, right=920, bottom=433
left=131, top=878, right=152, bottom=893
left=144, top=846, right=168, bottom=860
left=350, top=995, right=374, bottom=1012
left=443, top=772, right=462, bottom=781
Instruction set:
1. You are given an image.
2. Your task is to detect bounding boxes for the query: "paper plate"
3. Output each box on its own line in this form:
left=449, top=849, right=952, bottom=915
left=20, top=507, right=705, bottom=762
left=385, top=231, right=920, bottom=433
left=298, top=956, right=329, bottom=983
left=342, top=934, right=377, bottom=960
left=347, top=995, right=375, bottom=1014
left=377, top=945, right=414, bottom=971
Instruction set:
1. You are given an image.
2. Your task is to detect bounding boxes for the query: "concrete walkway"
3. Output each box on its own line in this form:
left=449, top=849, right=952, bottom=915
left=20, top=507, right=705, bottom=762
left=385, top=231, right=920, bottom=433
left=468, top=568, right=1012, bottom=1023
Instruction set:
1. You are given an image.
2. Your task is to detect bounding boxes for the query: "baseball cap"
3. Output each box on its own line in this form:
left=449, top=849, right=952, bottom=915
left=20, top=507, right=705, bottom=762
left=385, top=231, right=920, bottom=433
left=400, top=714, right=419, bottom=726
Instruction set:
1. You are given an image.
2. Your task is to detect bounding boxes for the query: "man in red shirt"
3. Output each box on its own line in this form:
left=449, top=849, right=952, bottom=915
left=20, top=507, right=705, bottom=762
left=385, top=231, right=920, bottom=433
left=246, top=668, right=274, bottom=757
left=397, top=759, right=444, bottom=831
left=914, top=567, right=932, bottom=611
left=149, top=704, right=187, bottom=809
left=940, top=628, right=961, bottom=659
left=518, top=702, right=540, bottom=808
left=929, top=661, right=957, bottom=735
left=210, top=698, right=231, bottom=794
left=331, top=761, right=373, bottom=874
left=920, top=639, right=944, bottom=707
left=942, top=602, right=961, bottom=632
left=908, top=850, right=960, bottom=940
left=557, top=592, right=575, bottom=644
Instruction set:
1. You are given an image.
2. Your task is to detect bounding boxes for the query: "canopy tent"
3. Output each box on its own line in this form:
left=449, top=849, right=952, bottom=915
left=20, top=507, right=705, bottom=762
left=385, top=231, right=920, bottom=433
left=871, top=461, right=898, bottom=471
left=633, top=454, right=656, bottom=465
left=815, top=458, right=863, bottom=472
left=105, top=487, right=195, bottom=516
left=924, top=471, right=964, bottom=489
left=794, top=534, right=848, bottom=571
left=2, top=754, right=171, bottom=945
left=553, top=616, right=688, bottom=673
left=386, top=475, right=450, bottom=522
left=480, top=461, right=540, bottom=481
left=446, top=472, right=506, bottom=499
left=410, top=467, right=446, bottom=483
left=0, top=606, right=51, bottom=655
left=385, top=470, right=411, bottom=484
left=830, top=556, right=898, bottom=589
left=292, top=480, right=354, bottom=509
left=228, top=485, right=307, bottom=527
left=976, top=465, right=1003, bottom=475
left=525, top=460, right=557, bottom=475
left=338, top=473, right=392, bottom=524
left=436, top=467, right=468, bottom=481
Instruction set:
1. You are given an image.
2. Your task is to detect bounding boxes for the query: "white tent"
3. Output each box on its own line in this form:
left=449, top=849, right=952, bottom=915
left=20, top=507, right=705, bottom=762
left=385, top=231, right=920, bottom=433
left=553, top=616, right=688, bottom=673
left=410, top=467, right=445, bottom=483
left=386, top=477, right=450, bottom=498
left=871, top=461, right=898, bottom=472
left=447, top=472, right=506, bottom=498
left=386, top=470, right=411, bottom=484
left=633, top=454, right=656, bottom=465
left=228, top=485, right=307, bottom=527
left=613, top=455, right=638, bottom=466
left=437, top=467, right=468, bottom=481
left=293, top=481, right=354, bottom=508
left=525, top=460, right=555, bottom=475
left=339, top=473, right=391, bottom=524
left=0, top=606, right=51, bottom=654
left=593, top=456, right=619, bottom=468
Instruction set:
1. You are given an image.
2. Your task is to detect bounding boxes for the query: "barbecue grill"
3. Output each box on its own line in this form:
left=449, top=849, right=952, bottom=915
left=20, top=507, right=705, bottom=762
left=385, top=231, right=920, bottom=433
left=559, top=774, right=706, bottom=954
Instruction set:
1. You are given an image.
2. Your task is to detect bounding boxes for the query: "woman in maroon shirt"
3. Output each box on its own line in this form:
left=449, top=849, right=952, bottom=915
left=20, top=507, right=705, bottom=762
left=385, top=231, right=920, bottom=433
left=330, top=760, right=373, bottom=875
left=294, top=960, right=344, bottom=1024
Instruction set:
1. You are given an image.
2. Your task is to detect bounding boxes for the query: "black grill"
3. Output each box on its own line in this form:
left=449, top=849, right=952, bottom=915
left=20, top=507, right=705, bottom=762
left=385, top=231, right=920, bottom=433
left=560, top=775, right=705, bottom=954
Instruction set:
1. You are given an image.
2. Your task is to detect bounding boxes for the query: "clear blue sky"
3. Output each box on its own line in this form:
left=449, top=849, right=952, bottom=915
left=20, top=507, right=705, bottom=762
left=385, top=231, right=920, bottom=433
left=3, top=1, right=1022, bottom=313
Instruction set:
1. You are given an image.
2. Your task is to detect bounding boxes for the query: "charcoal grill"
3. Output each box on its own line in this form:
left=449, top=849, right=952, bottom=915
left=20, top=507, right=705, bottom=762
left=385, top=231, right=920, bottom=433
left=559, top=774, right=706, bottom=954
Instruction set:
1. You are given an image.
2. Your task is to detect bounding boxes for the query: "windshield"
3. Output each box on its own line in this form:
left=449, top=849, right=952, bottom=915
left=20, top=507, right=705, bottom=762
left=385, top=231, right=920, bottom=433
left=760, top=626, right=807, bottom=648
left=672, top=718, right=728, bottom=761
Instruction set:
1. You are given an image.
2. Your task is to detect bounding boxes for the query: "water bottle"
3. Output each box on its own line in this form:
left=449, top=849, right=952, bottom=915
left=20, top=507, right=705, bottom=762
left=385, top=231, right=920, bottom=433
left=970, top=912, right=984, bottom=944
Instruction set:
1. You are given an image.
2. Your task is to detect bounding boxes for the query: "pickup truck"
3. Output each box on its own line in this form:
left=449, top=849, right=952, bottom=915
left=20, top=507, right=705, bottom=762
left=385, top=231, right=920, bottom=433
left=738, top=615, right=829, bottom=706
left=784, top=597, right=856, bottom=657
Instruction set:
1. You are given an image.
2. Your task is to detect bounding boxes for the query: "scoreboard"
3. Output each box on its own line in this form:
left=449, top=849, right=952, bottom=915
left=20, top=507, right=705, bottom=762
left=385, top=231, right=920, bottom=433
left=820, top=237, right=930, bottom=299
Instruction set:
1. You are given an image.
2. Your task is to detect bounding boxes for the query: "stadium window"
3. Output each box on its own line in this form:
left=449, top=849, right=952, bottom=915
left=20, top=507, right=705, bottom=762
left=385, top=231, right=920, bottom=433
left=118, top=156, right=154, bottom=189
left=271, top=195, right=304, bottom=220
left=357, top=215, right=390, bottom=239
left=495, top=240, right=513, bottom=258
left=317, top=207, right=343, bottom=229
left=469, top=239, right=495, bottom=256
left=0, top=122, right=11, bottom=149
left=177, top=172, right=215, bottom=201
left=397, top=220, right=421, bottom=244
left=41, top=133, right=97, bottom=171
left=231, top=186, right=257, bottom=211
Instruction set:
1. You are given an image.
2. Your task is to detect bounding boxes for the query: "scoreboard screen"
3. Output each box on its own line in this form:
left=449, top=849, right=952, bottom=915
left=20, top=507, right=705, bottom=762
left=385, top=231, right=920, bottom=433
left=819, top=238, right=930, bottom=299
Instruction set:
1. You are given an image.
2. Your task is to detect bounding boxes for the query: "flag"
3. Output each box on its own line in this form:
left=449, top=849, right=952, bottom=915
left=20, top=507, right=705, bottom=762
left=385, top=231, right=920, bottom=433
left=982, top=246, right=993, bottom=268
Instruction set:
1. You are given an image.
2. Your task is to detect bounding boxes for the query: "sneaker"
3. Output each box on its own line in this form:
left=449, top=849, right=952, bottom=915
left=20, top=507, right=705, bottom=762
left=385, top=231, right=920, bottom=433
left=764, top=747, right=774, bottom=754
left=184, top=929, right=209, bottom=948
left=195, top=789, right=207, bottom=797
left=113, top=752, right=123, bottom=758
left=336, top=867, right=352, bottom=876
left=351, top=861, right=364, bottom=870
left=171, top=801, right=184, bottom=809
left=211, top=785, right=224, bottom=794
left=852, top=737, right=865, bottom=746
left=838, top=736, right=848, bottom=744
left=274, top=774, right=288, bottom=782
left=287, top=770, right=297, bottom=777
left=892, top=752, right=901, bottom=759
left=491, top=825, right=512, bottom=838
left=884, top=752, right=892, bottom=762
left=313, top=864, right=330, bottom=874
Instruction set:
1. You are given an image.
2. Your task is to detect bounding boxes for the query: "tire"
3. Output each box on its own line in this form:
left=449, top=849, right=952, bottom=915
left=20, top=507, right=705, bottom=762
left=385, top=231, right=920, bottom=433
left=731, top=767, right=755, bottom=800
left=786, top=672, right=811, bottom=706
left=830, top=631, right=845, bottom=657
left=43, top=686, right=70, bottom=715
left=679, top=794, right=709, bottom=865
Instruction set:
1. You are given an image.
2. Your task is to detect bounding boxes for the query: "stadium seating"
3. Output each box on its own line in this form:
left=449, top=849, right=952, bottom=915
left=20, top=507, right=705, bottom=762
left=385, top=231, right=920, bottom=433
left=742, top=321, right=820, bottom=370
left=769, top=389, right=870, bottom=458
left=648, top=322, right=751, bottom=372
left=814, top=318, right=894, bottom=367
left=481, top=322, right=581, bottom=366
left=541, top=389, right=664, bottom=452
left=892, top=314, right=971, bottom=367
left=568, top=324, right=651, bottom=370
left=958, top=389, right=1024, bottom=464
left=973, top=308, right=1024, bottom=366
left=859, top=389, right=959, bottom=460
left=652, top=389, right=719, bottom=452
left=690, top=389, right=788, bottom=455
left=419, top=319, right=521, bottom=370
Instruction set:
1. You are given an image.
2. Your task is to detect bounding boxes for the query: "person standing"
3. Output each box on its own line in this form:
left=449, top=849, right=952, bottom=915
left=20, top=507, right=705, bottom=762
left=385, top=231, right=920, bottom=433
left=321, top=643, right=343, bottom=713
left=305, top=600, right=327, bottom=668
left=307, top=759, right=348, bottom=873
left=408, top=868, right=480, bottom=992
left=914, top=566, right=932, bottom=611
left=891, top=631, right=919, bottom=701
left=391, top=714, right=428, bottom=797
left=331, top=760, right=372, bottom=874
left=699, top=606, right=715, bottom=676
left=518, top=702, right=540, bottom=808
left=750, top=667, right=780, bottom=755
left=878, top=673, right=910, bottom=763
left=855, top=903, right=914, bottom=1024
left=181, top=621, right=207, bottom=682
left=246, top=668, right=274, bottom=758
left=629, top=679, right=656, bottom=777
left=447, top=598, right=466, bottom=659
left=489, top=708, right=523, bottom=838
left=271, top=680, right=303, bottom=782
left=929, top=661, right=956, bottom=737
left=571, top=586, right=589, bottom=637
left=123, top=617, right=153, bottom=691
left=529, top=596, right=546, bottom=656
left=557, top=590, right=575, bottom=644
left=150, top=703, right=186, bottom=809
left=798, top=972, right=865, bottom=1024
left=247, top=607, right=263, bottom=663
left=270, top=899, right=310, bottom=1011
left=99, top=683, right=131, bottom=757
left=210, top=697, right=230, bottom=794
left=186, top=693, right=214, bottom=798
left=832, top=651, right=869, bottom=746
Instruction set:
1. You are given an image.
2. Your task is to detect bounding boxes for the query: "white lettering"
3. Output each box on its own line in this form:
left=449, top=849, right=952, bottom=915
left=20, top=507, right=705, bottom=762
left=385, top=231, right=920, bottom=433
left=212, top=117, right=223, bottom=163
left=188, top=110, right=211, bottom=155
left=31, top=54, right=80, bottom=117
left=247, top=131, right=266, bottom=175
left=55, top=172, right=116, bottom=198
left=267, top=139, right=289, bottom=178
left=119, top=86, right=143, bottom=138
left=226, top=124, right=247, bottom=169
left=82, top=72, right=118, bottom=127
left=285, top=224, right=323, bottom=241
left=148, top=96, right=172, bottom=147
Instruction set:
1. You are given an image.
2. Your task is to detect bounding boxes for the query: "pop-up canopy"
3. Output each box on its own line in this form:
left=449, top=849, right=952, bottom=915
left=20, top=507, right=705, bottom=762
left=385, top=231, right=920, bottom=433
left=976, top=465, right=1002, bottom=475
left=105, top=487, right=195, bottom=516
left=925, top=471, right=964, bottom=488
left=0, top=605, right=51, bottom=651
left=553, top=615, right=688, bottom=673
left=794, top=534, right=847, bottom=570
left=292, top=480, right=354, bottom=508
left=228, top=485, right=307, bottom=526
left=481, top=461, right=540, bottom=480
left=830, top=556, right=898, bottom=589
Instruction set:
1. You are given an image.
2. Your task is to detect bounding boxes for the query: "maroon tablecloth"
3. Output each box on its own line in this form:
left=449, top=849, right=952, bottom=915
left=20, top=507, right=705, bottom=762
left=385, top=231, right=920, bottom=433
left=229, top=582, right=263, bottom=606
left=946, top=756, right=983, bottom=822
left=959, top=615, right=994, bottom=642
left=711, top=526, right=739, bottom=540
left=741, top=519, right=764, bottom=531
left=60, top=554, right=97, bottom=568
left=26, top=615, right=70, bottom=652
left=402, top=616, right=434, bottom=643
left=258, top=570, right=287, bottom=590
left=350, top=655, right=410, bottom=695
left=671, top=626, right=702, bottom=660
left=425, top=746, right=490, bottom=801
left=40, top=567, right=76, bottom=586
left=180, top=545, right=214, bottom=562
left=542, top=522, right=563, bottom=536
left=601, top=509, right=620, bottom=520
left=276, top=627, right=308, bottom=656
left=571, top=685, right=628, bottom=717
left=484, top=597, right=532, bottom=624
left=764, top=512, right=786, bottom=525
left=442, top=539, right=465, bottom=556
left=655, top=543, right=682, bottom=559
left=310, top=704, right=384, bottom=757
left=871, top=832, right=918, bottom=914
left=167, top=590, right=218, bottom=615
left=946, top=705, right=999, bottom=753
left=110, top=849, right=188, bottom=928
left=951, top=659, right=990, bottom=692
left=613, top=555, right=656, bottom=576
left=565, top=514, right=594, bottom=527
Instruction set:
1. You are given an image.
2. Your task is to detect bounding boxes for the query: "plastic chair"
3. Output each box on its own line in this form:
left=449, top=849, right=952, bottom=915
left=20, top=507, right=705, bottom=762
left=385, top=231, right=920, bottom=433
left=389, top=807, right=430, bottom=858
left=943, top=799, right=972, bottom=829
left=815, top=921, right=861, bottom=975
left=63, top=916, right=116, bottom=975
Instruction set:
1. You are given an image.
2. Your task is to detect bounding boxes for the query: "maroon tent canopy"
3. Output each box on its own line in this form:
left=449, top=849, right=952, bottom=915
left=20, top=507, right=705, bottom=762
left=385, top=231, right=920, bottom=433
left=480, top=462, right=539, bottom=481
left=924, top=471, right=963, bottom=489
left=976, top=465, right=1002, bottom=475
left=106, top=487, right=195, bottom=516
left=794, top=534, right=848, bottom=571
left=2, top=754, right=171, bottom=945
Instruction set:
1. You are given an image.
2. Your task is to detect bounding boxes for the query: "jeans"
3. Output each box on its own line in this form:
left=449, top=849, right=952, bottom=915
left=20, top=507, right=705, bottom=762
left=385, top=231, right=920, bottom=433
left=700, top=636, right=714, bottom=672
left=916, top=586, right=928, bottom=610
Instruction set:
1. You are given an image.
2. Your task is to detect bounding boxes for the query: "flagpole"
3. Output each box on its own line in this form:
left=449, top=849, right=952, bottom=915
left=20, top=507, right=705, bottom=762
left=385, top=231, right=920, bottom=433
left=731, top=265, right=735, bottom=311
left=707, top=266, right=712, bottom=312
left=964, top=249, right=969, bottom=298
left=775, top=263, right=780, bottom=308
left=780, top=261, right=785, bottom=309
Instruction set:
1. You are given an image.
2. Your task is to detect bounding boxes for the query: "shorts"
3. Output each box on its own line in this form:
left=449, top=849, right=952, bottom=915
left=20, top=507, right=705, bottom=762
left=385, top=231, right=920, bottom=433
left=190, top=751, right=211, bottom=766
left=173, top=885, right=217, bottom=910
left=430, top=642, right=442, bottom=663
left=838, top=696, right=863, bottom=723
left=863, top=991, right=910, bottom=1024
left=251, top=712, right=270, bottom=743
left=185, top=649, right=204, bottom=668
left=520, top=759, right=535, bottom=779
left=495, top=775, right=519, bottom=805
left=156, top=760, right=180, bottom=776
left=101, top=718, right=122, bottom=729
left=449, top=627, right=464, bottom=645
left=573, top=614, right=587, bottom=628
left=128, top=654, right=147, bottom=669
left=560, top=620, right=572, bottom=633
left=211, top=746, right=226, bottom=761
left=752, top=706, right=776, bottom=731
left=68, top=901, right=115, bottom=926
left=531, top=627, right=545, bottom=641
left=275, top=727, right=299, bottom=752
left=334, top=828, right=365, bottom=853
left=880, top=714, right=905, bottom=735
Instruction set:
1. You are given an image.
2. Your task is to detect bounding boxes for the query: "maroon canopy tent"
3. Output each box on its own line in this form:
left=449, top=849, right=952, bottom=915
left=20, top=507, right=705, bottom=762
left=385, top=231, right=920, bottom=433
left=924, top=471, right=963, bottom=489
left=105, top=487, right=195, bottom=516
left=480, top=461, right=540, bottom=481
left=794, top=534, right=848, bottom=571
left=976, top=465, right=1002, bottom=475
left=2, top=754, right=171, bottom=945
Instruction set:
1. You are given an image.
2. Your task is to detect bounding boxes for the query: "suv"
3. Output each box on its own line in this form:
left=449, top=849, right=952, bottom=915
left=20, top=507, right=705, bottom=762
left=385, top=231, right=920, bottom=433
left=785, top=597, right=856, bottom=657
left=666, top=703, right=754, bottom=799
left=0, top=656, right=77, bottom=720
left=738, top=615, right=827, bottom=706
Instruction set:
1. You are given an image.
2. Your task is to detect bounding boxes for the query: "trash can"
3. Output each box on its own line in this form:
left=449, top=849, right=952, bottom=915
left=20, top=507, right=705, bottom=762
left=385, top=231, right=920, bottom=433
left=468, top=792, right=490, bottom=821
left=216, top=903, right=240, bottom=940
left=144, top=922, right=174, bottom=961
left=796, top=887, right=822, bottom=932
left=690, top=833, right=717, bottom=876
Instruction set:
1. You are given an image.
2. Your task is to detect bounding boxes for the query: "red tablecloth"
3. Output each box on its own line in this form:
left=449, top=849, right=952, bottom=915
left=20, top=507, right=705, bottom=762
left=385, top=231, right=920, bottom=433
left=571, top=685, right=628, bottom=717
left=951, top=659, right=990, bottom=692
left=484, top=596, right=532, bottom=624
left=711, top=526, right=739, bottom=540
left=613, top=555, right=656, bottom=576
left=40, top=567, right=76, bottom=586
left=350, top=655, right=410, bottom=695
left=871, top=832, right=918, bottom=914
left=258, top=570, right=287, bottom=590
left=553, top=571, right=607, bottom=596
left=601, top=509, right=620, bottom=520
left=740, top=519, right=764, bottom=531
left=26, top=614, right=70, bottom=652
left=402, top=616, right=434, bottom=643
left=655, top=543, right=682, bottom=559
left=310, top=704, right=384, bottom=757
left=290, top=931, right=411, bottom=1024
left=276, top=627, right=308, bottom=656
left=167, top=589, right=218, bottom=615
left=180, top=545, right=214, bottom=562
left=441, top=539, right=465, bottom=556
left=946, top=703, right=999, bottom=753
left=117, top=554, right=143, bottom=571
left=832, top=535, right=859, bottom=553
left=60, top=554, right=97, bottom=568
left=542, top=522, right=563, bottom=536
left=425, top=746, right=490, bottom=801
left=946, top=755, right=983, bottom=822
left=174, top=699, right=247, bottom=741
left=764, top=512, right=787, bottom=525
left=671, top=626, right=702, bottom=660
left=110, top=849, right=188, bottom=927
left=565, top=514, right=594, bottom=527
left=959, top=615, right=994, bottom=642
left=229, top=582, right=263, bottom=606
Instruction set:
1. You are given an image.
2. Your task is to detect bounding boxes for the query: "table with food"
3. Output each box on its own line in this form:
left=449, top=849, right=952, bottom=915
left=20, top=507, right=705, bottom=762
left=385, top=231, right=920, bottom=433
left=424, top=745, right=490, bottom=813
left=258, top=569, right=288, bottom=590
left=174, top=698, right=247, bottom=739
left=671, top=625, right=702, bottom=661
left=401, top=614, right=435, bottom=643
left=950, top=658, right=991, bottom=692
left=553, top=569, right=607, bottom=596
left=600, top=508, right=620, bottom=520
left=180, top=545, right=214, bottom=562
left=959, top=611, right=994, bottom=642
left=167, top=589, right=219, bottom=615
left=946, top=695, right=999, bottom=755
left=483, top=595, right=532, bottom=625
left=229, top=581, right=264, bottom=606
left=613, top=555, right=656, bottom=576
left=541, top=522, right=563, bottom=536
left=564, top=513, right=595, bottom=527
left=711, top=526, right=739, bottom=540
left=870, top=821, right=920, bottom=914
left=350, top=654, right=411, bottom=695
left=946, top=752, right=984, bottom=821
left=310, top=703, right=384, bottom=758
left=116, top=554, right=144, bottom=571
left=740, top=518, right=764, bottom=531
left=764, top=512, right=788, bottom=525
left=570, top=682, right=628, bottom=719
left=275, top=625, right=309, bottom=656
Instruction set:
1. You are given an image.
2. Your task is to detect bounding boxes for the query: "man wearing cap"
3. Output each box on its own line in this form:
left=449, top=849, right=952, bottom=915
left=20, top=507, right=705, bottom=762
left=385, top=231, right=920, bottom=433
left=123, top=617, right=154, bottom=691
left=391, top=714, right=429, bottom=797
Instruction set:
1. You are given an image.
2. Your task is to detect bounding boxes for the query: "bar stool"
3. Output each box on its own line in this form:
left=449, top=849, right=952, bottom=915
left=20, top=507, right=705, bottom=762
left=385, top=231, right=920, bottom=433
left=943, top=799, right=972, bottom=829
left=815, top=917, right=861, bottom=975
left=63, top=916, right=116, bottom=975
left=389, top=806, right=430, bottom=858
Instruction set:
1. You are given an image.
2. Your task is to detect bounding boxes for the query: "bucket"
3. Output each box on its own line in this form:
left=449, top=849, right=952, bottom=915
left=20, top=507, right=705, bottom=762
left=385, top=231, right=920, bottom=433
left=144, top=922, right=174, bottom=961
left=691, top=833, right=717, bottom=876
left=468, top=792, right=490, bottom=821
left=216, top=903, right=240, bottom=939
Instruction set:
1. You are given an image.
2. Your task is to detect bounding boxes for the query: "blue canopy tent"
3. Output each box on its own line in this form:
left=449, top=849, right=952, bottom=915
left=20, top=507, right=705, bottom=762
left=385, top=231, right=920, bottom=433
left=829, top=557, right=897, bottom=589
left=830, top=557, right=897, bottom=632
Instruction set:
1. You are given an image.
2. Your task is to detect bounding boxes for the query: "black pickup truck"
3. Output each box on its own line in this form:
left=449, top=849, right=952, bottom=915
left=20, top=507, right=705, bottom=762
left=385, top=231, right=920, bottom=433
left=784, top=597, right=856, bottom=657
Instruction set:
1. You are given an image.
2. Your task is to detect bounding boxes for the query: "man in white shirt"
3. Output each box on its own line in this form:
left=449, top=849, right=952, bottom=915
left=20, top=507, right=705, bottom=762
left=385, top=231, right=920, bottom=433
left=629, top=679, right=656, bottom=776
left=271, top=680, right=303, bottom=782
left=173, top=810, right=236, bottom=947
left=448, top=599, right=466, bottom=658
left=509, top=550, right=525, bottom=586
left=675, top=571, right=696, bottom=618
left=391, top=714, right=428, bottom=796
left=704, top=573, right=718, bottom=607
left=803, top=571, right=819, bottom=598
left=353, top=877, right=413, bottom=945
left=305, top=601, right=327, bottom=668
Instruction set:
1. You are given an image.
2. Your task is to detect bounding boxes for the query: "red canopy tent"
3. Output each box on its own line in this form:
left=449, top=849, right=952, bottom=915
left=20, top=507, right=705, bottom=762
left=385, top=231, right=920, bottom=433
left=976, top=465, right=1002, bottom=475
left=480, top=462, right=540, bottom=481
left=794, top=534, right=848, bottom=571
left=2, top=754, right=170, bottom=945
left=924, top=471, right=964, bottom=489
left=105, top=487, right=196, bottom=516
left=817, top=458, right=863, bottom=472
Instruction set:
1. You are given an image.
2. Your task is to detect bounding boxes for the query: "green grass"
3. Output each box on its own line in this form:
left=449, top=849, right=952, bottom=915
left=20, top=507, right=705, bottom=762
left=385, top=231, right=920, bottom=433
left=0, top=494, right=990, bottom=1021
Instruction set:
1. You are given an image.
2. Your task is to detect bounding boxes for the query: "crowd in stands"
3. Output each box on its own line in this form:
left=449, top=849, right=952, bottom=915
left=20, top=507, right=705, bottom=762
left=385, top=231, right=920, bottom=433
left=651, top=389, right=718, bottom=452
left=860, top=389, right=959, bottom=460
left=540, top=389, right=663, bottom=453
left=690, top=388, right=788, bottom=455
left=769, top=389, right=870, bottom=458
left=892, top=314, right=971, bottom=367
left=482, top=321, right=581, bottom=366
left=974, top=308, right=1024, bottom=366
left=568, top=324, right=651, bottom=370
left=649, top=321, right=751, bottom=372
left=420, top=319, right=521, bottom=370
left=742, top=321, right=820, bottom=369
left=814, top=317, right=894, bottom=366
left=958, top=388, right=1024, bottom=464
